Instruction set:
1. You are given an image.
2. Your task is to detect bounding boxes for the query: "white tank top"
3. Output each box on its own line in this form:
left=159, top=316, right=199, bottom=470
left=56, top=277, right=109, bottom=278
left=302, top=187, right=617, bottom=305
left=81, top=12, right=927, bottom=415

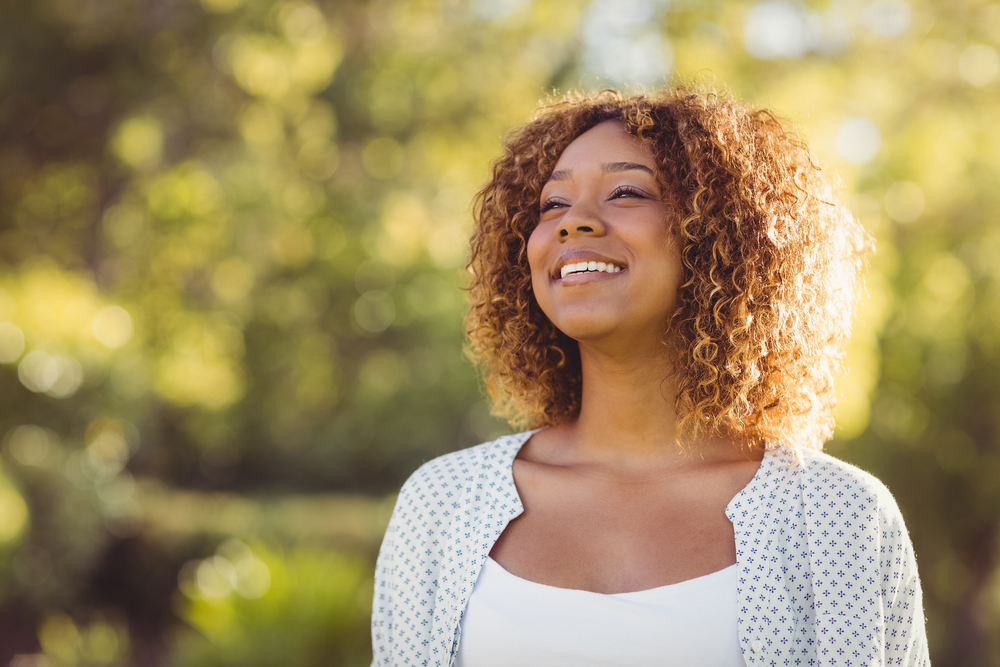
left=455, top=557, right=746, bottom=666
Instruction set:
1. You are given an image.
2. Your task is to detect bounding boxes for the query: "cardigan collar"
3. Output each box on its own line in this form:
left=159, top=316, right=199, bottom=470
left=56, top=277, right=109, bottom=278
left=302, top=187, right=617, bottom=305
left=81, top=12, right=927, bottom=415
left=479, top=429, right=797, bottom=522
left=445, top=431, right=801, bottom=663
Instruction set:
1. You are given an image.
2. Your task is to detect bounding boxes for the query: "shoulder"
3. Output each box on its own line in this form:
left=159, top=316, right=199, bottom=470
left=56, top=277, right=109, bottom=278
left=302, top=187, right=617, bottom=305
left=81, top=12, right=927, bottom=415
left=787, top=449, right=927, bottom=656
left=393, top=431, right=531, bottom=516
left=762, top=445, right=916, bottom=563
left=788, top=446, right=905, bottom=518
left=373, top=431, right=528, bottom=584
left=747, top=444, right=912, bottom=540
left=371, top=432, right=534, bottom=664
left=733, top=444, right=899, bottom=524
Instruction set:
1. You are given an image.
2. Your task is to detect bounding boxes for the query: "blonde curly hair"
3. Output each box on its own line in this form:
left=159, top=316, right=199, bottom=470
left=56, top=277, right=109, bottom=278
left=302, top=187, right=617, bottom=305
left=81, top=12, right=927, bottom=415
left=465, top=88, right=869, bottom=450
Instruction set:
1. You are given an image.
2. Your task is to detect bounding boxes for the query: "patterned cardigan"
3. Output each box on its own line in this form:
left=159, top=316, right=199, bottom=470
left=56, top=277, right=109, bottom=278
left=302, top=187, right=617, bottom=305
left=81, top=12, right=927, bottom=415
left=371, top=431, right=930, bottom=666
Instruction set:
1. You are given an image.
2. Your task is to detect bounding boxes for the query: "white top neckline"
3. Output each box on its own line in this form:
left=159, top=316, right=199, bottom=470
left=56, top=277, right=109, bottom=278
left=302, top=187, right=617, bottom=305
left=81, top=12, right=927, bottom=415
left=455, top=553, right=745, bottom=666
left=484, top=556, right=738, bottom=600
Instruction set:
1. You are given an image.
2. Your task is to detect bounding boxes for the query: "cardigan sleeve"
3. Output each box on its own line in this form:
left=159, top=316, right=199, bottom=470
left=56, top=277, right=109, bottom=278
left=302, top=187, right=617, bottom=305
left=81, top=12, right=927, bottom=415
left=877, top=492, right=930, bottom=665
left=797, top=449, right=930, bottom=666
left=371, top=468, right=446, bottom=667
left=370, top=476, right=406, bottom=667
left=371, top=445, right=484, bottom=667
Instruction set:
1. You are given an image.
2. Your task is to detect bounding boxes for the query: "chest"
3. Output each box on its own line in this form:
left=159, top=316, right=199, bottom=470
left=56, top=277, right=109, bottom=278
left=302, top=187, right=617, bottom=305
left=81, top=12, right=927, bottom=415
left=489, top=464, right=755, bottom=593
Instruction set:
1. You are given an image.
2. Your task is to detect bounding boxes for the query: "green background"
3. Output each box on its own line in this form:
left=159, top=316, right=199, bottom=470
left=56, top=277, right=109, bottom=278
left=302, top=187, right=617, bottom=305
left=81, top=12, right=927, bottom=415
left=1, top=0, right=998, bottom=663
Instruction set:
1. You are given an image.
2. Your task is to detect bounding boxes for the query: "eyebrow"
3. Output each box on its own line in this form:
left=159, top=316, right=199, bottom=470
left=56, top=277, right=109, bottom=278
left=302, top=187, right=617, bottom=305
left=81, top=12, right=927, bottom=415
left=546, top=161, right=655, bottom=182
left=604, top=161, right=655, bottom=175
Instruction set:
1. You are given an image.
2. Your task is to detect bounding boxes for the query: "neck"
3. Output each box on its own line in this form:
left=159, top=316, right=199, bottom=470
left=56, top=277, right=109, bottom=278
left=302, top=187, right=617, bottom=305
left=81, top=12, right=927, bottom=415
left=554, top=334, right=755, bottom=468
left=568, top=337, right=686, bottom=465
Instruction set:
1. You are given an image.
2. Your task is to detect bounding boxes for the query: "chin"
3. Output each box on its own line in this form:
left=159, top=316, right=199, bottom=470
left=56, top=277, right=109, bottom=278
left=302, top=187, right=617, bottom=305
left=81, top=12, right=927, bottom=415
left=545, top=306, right=616, bottom=337
left=554, top=315, right=638, bottom=345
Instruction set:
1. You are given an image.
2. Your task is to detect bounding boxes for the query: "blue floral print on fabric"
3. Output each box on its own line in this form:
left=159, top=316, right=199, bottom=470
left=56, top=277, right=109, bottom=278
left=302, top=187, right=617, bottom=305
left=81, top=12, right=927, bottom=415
left=372, top=431, right=929, bottom=666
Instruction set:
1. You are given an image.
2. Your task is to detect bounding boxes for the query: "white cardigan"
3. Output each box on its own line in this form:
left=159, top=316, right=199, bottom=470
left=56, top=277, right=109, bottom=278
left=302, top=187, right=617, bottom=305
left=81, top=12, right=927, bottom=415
left=371, top=431, right=930, bottom=666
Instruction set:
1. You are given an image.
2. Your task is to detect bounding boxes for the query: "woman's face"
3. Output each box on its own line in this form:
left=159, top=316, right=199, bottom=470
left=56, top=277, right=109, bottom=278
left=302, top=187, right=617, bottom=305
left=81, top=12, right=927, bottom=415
left=527, top=120, right=682, bottom=348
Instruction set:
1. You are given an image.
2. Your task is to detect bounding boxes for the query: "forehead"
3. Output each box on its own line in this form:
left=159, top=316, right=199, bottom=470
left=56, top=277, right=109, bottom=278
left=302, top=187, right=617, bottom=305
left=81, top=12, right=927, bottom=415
left=552, top=120, right=653, bottom=170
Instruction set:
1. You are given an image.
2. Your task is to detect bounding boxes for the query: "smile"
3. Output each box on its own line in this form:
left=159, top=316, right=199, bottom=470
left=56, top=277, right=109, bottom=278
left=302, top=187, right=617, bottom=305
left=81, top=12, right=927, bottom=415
left=559, top=261, right=623, bottom=279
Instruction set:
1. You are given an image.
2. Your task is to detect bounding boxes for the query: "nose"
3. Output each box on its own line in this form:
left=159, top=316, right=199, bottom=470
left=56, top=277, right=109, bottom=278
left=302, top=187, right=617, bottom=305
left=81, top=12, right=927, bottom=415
left=555, top=202, right=606, bottom=241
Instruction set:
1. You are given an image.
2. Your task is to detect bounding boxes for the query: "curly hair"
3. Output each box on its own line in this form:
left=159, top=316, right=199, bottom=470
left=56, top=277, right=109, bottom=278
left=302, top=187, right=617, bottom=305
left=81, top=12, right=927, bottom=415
left=465, top=88, right=870, bottom=450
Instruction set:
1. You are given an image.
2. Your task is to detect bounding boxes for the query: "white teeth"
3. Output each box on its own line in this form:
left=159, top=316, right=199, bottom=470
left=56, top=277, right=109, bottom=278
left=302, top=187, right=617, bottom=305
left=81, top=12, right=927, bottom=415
left=559, top=261, right=623, bottom=278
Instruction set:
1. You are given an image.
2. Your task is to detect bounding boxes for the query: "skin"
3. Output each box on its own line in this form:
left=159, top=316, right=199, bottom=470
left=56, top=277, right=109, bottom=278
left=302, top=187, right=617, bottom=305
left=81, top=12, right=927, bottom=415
left=488, top=121, right=765, bottom=594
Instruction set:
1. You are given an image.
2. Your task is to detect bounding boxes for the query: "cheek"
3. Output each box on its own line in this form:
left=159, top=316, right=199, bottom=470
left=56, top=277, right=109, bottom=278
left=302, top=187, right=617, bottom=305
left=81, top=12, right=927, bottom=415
left=656, top=240, right=683, bottom=293
left=526, top=228, right=546, bottom=285
left=525, top=228, right=555, bottom=313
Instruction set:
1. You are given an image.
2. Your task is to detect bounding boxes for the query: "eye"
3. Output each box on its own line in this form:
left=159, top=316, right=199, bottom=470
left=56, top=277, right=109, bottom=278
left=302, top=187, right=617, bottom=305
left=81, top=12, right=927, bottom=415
left=540, top=198, right=568, bottom=213
left=609, top=185, right=646, bottom=200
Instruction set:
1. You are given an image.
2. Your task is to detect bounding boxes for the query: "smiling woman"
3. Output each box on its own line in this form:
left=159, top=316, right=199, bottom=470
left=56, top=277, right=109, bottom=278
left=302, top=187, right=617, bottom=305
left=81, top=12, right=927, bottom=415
left=527, top=121, right=682, bottom=358
left=371, top=89, right=930, bottom=666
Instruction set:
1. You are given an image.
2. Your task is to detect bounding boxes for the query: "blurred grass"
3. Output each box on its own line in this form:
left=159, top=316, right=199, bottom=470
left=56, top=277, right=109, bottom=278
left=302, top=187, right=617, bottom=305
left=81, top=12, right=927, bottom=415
left=171, top=543, right=374, bottom=667
left=136, top=484, right=394, bottom=550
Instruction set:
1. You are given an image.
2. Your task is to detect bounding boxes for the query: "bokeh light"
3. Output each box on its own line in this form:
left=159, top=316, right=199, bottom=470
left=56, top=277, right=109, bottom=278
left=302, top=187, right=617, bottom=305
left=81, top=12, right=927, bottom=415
left=744, top=1, right=812, bottom=60
left=958, top=44, right=1000, bottom=87
left=91, top=306, right=133, bottom=349
left=0, top=322, right=25, bottom=363
left=354, top=291, right=395, bottom=333
left=581, top=0, right=672, bottom=83
left=111, top=116, right=164, bottom=170
left=0, top=479, right=28, bottom=543
left=861, top=0, right=912, bottom=38
left=1, top=0, right=999, bottom=663
left=884, top=181, right=925, bottom=224
left=17, top=351, right=83, bottom=398
left=4, top=425, right=51, bottom=466
left=836, top=116, right=882, bottom=165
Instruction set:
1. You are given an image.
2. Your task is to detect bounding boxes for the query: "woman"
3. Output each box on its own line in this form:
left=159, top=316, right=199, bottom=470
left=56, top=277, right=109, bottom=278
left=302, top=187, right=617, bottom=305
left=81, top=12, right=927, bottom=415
left=372, top=89, right=929, bottom=666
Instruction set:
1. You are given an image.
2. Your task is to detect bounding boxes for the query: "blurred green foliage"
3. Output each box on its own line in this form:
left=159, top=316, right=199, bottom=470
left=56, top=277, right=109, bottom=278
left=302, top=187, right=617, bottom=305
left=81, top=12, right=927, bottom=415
left=37, top=611, right=131, bottom=667
left=171, top=542, right=371, bottom=667
left=1, top=0, right=999, bottom=663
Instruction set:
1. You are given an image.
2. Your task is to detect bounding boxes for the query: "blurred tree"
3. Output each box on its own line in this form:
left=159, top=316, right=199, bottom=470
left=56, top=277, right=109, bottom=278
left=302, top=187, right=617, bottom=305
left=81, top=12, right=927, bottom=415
left=0, top=0, right=999, bottom=663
